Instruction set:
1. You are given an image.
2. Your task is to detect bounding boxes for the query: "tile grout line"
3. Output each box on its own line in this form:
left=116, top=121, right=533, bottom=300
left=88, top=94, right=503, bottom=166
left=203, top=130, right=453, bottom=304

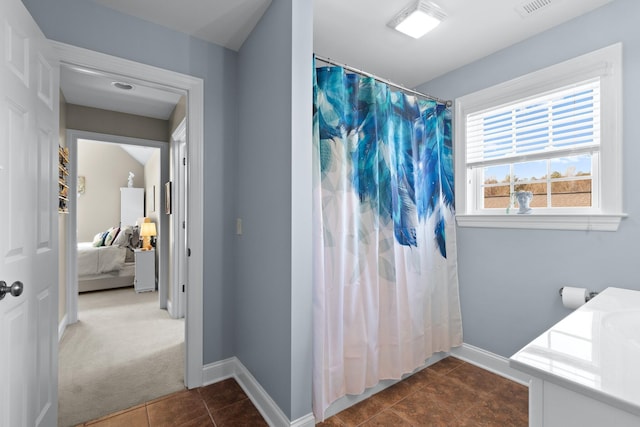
left=355, top=370, right=433, bottom=426
left=198, top=391, right=218, bottom=427
left=144, top=403, right=151, bottom=427
left=388, top=405, right=417, bottom=426
left=388, top=361, right=470, bottom=425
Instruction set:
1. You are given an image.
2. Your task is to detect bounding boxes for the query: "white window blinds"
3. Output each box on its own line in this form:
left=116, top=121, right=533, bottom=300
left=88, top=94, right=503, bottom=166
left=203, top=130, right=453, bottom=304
left=465, top=79, right=601, bottom=168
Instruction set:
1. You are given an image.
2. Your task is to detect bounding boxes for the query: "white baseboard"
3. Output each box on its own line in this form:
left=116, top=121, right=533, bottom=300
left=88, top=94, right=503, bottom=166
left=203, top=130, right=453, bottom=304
left=450, top=343, right=532, bottom=386
left=203, top=357, right=314, bottom=427
left=234, top=362, right=314, bottom=427
left=167, top=300, right=174, bottom=318
left=289, top=413, right=315, bottom=427
left=202, top=357, right=237, bottom=384
left=58, top=314, right=68, bottom=342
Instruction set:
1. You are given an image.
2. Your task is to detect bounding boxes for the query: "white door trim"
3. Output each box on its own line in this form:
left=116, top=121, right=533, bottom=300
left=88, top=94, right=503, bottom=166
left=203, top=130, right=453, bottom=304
left=170, top=119, right=187, bottom=319
left=53, top=41, right=204, bottom=389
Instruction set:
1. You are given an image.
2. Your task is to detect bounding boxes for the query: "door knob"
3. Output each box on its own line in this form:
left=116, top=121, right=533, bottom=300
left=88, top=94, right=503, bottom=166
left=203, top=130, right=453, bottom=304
left=0, top=281, right=23, bottom=300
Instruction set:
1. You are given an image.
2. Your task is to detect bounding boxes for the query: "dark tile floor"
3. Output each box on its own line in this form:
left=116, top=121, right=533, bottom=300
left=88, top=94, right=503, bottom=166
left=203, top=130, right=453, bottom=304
left=318, top=357, right=528, bottom=427
left=78, top=357, right=528, bottom=426
left=78, top=378, right=267, bottom=427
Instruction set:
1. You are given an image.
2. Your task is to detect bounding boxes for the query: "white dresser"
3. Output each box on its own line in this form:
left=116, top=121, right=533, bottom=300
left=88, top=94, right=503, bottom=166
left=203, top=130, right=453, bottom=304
left=133, top=248, right=155, bottom=292
left=120, top=187, right=144, bottom=227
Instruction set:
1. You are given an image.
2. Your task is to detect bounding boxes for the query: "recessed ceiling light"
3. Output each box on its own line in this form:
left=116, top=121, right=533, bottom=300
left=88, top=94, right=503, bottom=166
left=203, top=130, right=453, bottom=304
left=111, top=81, right=135, bottom=91
left=388, top=1, right=446, bottom=39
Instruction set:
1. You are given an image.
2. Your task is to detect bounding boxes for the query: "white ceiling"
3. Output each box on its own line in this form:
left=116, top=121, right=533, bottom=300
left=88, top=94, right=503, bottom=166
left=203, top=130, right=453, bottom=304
left=93, top=0, right=272, bottom=51
left=61, top=65, right=182, bottom=119
left=119, top=144, right=156, bottom=166
left=79, top=139, right=157, bottom=166
left=61, top=0, right=614, bottom=118
left=314, top=0, right=614, bottom=87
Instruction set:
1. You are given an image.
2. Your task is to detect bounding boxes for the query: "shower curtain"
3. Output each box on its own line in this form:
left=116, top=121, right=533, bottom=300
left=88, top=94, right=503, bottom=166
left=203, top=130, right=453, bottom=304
left=312, top=65, right=463, bottom=419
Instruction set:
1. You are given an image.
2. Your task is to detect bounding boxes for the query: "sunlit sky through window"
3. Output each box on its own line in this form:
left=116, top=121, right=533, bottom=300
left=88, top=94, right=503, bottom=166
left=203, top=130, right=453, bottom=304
left=484, top=155, right=591, bottom=183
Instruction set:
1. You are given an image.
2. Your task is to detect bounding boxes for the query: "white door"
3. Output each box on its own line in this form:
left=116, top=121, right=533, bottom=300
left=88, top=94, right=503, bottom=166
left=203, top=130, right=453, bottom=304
left=170, top=122, right=186, bottom=319
left=0, top=0, right=59, bottom=426
left=178, top=140, right=186, bottom=318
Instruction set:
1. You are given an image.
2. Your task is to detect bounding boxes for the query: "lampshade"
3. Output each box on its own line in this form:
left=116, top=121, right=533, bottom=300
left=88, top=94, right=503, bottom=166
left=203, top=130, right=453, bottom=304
left=140, top=222, right=157, bottom=250
left=388, top=1, right=446, bottom=39
left=140, top=222, right=157, bottom=237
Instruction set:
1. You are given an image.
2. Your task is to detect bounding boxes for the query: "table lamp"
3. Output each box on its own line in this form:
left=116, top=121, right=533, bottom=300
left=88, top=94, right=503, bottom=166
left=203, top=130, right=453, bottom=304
left=140, top=222, right=157, bottom=250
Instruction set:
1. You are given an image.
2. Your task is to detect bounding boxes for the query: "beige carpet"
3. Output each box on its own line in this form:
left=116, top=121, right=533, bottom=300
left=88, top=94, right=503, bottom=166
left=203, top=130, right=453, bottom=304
left=58, top=287, right=185, bottom=427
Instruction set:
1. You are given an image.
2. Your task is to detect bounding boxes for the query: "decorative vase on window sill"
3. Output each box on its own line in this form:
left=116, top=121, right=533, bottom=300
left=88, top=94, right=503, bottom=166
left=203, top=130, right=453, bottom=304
left=516, top=191, right=533, bottom=214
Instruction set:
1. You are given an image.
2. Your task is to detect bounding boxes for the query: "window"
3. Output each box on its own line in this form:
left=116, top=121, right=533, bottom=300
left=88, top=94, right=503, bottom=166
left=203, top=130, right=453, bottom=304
left=469, top=80, right=599, bottom=211
left=455, top=43, right=624, bottom=231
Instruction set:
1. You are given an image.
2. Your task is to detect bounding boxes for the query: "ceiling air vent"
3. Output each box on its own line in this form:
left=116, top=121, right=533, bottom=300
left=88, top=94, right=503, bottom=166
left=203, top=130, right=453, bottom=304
left=516, top=0, right=558, bottom=18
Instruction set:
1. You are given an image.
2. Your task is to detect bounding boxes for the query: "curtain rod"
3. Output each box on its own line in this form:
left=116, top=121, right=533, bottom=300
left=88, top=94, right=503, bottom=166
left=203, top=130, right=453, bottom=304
left=314, top=55, right=452, bottom=108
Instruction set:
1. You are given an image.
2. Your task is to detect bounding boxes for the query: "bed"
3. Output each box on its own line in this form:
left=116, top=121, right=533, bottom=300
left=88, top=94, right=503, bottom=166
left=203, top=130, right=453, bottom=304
left=77, top=226, right=139, bottom=292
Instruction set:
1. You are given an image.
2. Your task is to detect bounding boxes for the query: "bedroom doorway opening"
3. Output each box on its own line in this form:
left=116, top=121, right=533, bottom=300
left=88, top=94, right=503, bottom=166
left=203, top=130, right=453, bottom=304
left=74, top=137, right=167, bottom=299
left=61, top=131, right=179, bottom=425
left=55, top=40, right=205, bottom=424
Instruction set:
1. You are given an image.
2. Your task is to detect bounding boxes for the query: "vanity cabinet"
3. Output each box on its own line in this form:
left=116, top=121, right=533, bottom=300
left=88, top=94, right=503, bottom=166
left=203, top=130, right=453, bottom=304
left=526, top=378, right=640, bottom=427
left=510, top=287, right=640, bottom=427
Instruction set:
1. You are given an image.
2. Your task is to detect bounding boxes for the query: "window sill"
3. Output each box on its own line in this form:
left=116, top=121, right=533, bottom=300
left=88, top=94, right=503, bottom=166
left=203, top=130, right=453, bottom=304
left=455, top=213, right=627, bottom=231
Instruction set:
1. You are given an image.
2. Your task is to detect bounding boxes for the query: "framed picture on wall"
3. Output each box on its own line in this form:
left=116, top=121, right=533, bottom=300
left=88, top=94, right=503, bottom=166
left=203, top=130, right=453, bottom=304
left=165, top=181, right=172, bottom=215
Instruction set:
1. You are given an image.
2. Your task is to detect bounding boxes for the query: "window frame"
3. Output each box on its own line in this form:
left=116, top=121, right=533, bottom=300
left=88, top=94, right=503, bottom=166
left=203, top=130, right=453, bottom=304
left=454, top=43, right=625, bottom=231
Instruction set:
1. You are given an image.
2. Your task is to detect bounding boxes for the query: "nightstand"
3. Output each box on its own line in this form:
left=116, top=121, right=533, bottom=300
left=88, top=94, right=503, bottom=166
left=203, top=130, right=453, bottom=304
left=133, top=248, right=155, bottom=292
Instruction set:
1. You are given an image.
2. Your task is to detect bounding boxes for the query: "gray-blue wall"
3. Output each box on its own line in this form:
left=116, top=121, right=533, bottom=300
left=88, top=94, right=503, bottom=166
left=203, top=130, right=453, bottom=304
left=22, top=0, right=314, bottom=420
left=21, top=0, right=239, bottom=364
left=416, top=0, right=640, bottom=358
left=236, top=0, right=313, bottom=420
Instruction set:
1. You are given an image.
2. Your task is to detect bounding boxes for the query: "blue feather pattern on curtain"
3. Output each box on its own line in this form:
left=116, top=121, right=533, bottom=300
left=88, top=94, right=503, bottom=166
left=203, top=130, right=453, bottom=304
left=315, top=66, right=454, bottom=255
left=312, top=64, right=463, bottom=420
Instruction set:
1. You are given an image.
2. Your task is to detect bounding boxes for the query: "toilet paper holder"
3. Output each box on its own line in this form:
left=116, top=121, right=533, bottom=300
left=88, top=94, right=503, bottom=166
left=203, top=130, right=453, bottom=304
left=558, top=287, right=598, bottom=302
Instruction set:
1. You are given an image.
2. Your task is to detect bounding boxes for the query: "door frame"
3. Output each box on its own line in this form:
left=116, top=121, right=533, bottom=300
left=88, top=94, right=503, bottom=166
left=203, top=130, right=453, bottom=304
left=54, top=41, right=204, bottom=389
left=170, top=119, right=186, bottom=319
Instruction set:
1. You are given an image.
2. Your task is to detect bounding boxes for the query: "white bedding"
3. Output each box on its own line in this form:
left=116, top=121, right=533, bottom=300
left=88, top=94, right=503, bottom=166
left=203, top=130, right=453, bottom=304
left=77, top=242, right=128, bottom=277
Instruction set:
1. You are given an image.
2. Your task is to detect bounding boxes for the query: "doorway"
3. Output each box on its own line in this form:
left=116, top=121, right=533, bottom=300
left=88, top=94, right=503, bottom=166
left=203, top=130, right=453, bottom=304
left=60, top=131, right=180, bottom=426
left=54, top=40, right=204, bottom=413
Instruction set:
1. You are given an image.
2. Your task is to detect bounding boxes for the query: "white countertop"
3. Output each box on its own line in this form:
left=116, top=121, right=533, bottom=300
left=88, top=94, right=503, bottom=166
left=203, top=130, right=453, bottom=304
left=510, top=287, right=640, bottom=416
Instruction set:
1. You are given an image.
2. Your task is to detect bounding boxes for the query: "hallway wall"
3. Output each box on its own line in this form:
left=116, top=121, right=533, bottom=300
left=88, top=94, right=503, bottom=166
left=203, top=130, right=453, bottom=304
left=23, top=0, right=240, bottom=363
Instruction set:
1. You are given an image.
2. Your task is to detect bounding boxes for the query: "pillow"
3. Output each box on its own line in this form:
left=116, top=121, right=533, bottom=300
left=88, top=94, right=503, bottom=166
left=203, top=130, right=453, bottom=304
left=129, top=225, right=140, bottom=249
left=92, top=232, right=104, bottom=247
left=109, top=227, right=121, bottom=245
left=112, top=226, right=131, bottom=247
left=104, top=227, right=120, bottom=246
left=100, top=229, right=110, bottom=246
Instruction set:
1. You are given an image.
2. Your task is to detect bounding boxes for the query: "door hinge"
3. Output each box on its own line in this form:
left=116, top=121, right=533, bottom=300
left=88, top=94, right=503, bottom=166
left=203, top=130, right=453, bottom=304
left=183, top=157, right=186, bottom=166
left=182, top=221, right=186, bottom=229
left=187, top=248, right=191, bottom=257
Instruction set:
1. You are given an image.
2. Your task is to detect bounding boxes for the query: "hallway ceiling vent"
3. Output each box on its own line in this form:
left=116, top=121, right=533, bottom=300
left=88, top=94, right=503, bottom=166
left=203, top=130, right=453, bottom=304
left=516, top=0, right=557, bottom=18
